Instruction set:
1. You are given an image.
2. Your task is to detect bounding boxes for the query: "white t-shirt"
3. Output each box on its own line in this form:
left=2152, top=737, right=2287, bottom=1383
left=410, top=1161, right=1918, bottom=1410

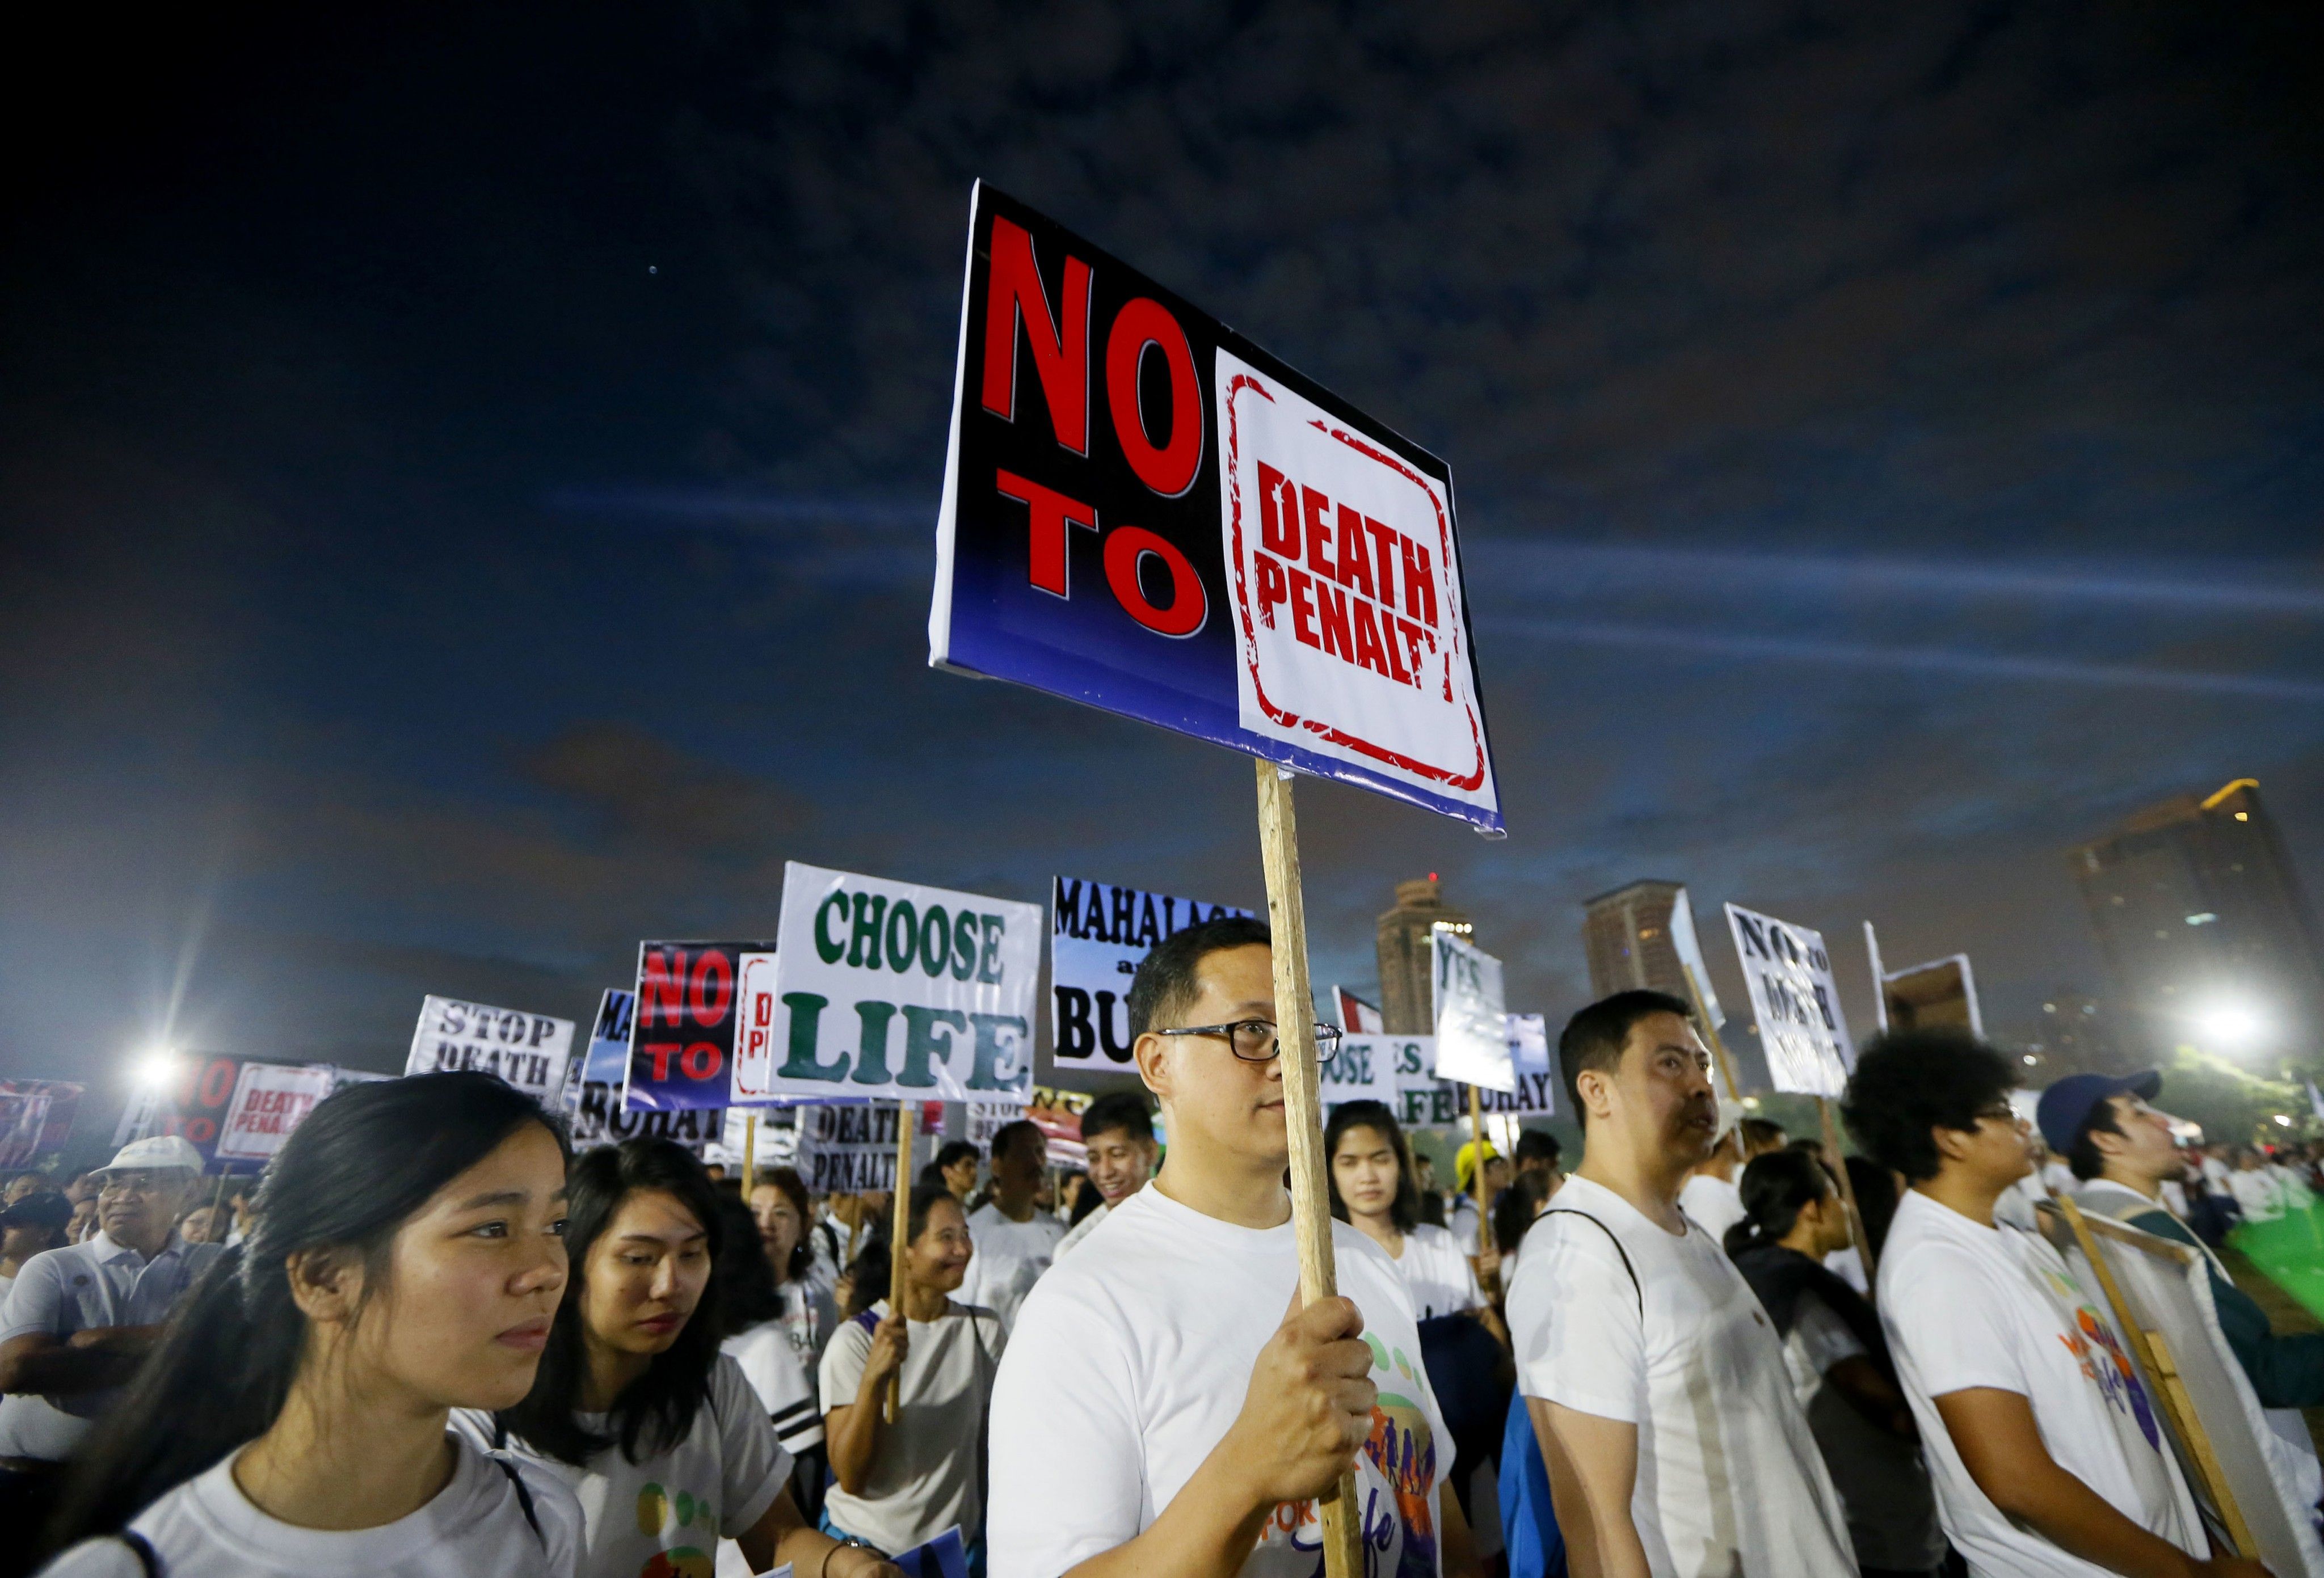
left=1447, top=1194, right=1482, bottom=1251
left=1054, top=1200, right=1111, bottom=1259
left=456, top=1353, right=792, bottom=1578
left=1506, top=1176, right=1854, bottom=1578
left=724, top=1310, right=826, bottom=1454
left=817, top=1298, right=1004, bottom=1554
left=1388, top=1223, right=1485, bottom=1320
left=987, top=1184, right=1450, bottom=1578
left=1878, top=1189, right=2200, bottom=1578
left=38, top=1431, right=582, bottom=1578
left=1676, top=1172, right=1746, bottom=1244
left=954, top=1203, right=1064, bottom=1331
left=2227, top=1168, right=2285, bottom=1223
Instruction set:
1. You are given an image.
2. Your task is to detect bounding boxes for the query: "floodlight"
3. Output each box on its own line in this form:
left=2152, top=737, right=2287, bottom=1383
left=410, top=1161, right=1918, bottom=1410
left=2191, top=999, right=2266, bottom=1050
left=128, top=1047, right=180, bottom=1089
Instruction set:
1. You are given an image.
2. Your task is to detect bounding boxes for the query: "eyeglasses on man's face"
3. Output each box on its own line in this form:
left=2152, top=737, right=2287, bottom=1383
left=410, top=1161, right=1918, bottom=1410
left=1154, top=1019, right=1344, bottom=1063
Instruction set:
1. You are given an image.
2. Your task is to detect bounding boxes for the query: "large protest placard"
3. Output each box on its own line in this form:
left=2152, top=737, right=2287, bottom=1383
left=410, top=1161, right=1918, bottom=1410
left=1881, top=953, right=1985, bottom=1037
left=795, top=1103, right=921, bottom=1195
left=567, top=987, right=721, bottom=1150
left=738, top=863, right=1044, bottom=1106
left=1337, top=1030, right=1559, bottom=1126
left=1724, top=904, right=1853, bottom=1096
left=2042, top=1202, right=2324, bottom=1575
left=114, top=1054, right=251, bottom=1163
left=621, top=942, right=774, bottom=1112
left=1050, top=875, right=1250, bottom=1076
left=1431, top=931, right=1513, bottom=1092
left=212, top=1062, right=335, bottom=1170
left=406, top=996, right=572, bottom=1108
left=0, top=1081, right=82, bottom=1170
left=928, top=183, right=1499, bottom=834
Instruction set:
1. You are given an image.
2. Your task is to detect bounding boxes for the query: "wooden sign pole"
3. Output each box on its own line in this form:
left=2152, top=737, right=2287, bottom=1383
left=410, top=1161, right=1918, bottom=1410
left=1254, top=760, right=1364, bottom=1578
left=885, top=1099, right=913, bottom=1424
left=743, top=1113, right=759, bottom=1190
left=1467, top=1084, right=1491, bottom=1256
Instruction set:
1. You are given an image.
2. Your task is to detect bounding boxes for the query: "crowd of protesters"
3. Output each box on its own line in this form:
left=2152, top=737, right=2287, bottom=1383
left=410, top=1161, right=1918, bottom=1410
left=0, top=918, right=2315, bottom=1576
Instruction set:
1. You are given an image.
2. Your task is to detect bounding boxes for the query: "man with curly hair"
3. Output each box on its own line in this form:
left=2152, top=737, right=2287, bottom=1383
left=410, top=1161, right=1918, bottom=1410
left=1842, top=1031, right=2259, bottom=1578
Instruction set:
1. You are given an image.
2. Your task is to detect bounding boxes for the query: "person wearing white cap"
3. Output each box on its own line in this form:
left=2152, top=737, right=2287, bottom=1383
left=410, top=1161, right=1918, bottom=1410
left=1677, top=1097, right=1752, bottom=1244
left=0, top=1136, right=224, bottom=1477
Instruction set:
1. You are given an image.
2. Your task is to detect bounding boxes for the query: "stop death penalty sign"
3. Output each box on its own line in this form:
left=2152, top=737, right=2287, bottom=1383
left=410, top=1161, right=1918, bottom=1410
left=928, top=183, right=1499, bottom=1577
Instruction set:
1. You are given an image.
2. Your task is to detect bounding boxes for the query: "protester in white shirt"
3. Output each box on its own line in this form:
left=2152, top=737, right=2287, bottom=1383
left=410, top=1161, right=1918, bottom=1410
left=735, top=1167, right=838, bottom=1453
left=1509, top=990, right=1854, bottom=1578
left=480, top=1138, right=896, bottom=1578
left=1675, top=1099, right=1749, bottom=1244
left=35, top=1073, right=583, bottom=1578
left=988, top=914, right=1480, bottom=1578
left=1725, top=1149, right=1945, bottom=1575
left=1053, top=1092, right=1159, bottom=1259
left=954, top=1120, right=1064, bottom=1331
left=2226, top=1148, right=2287, bottom=1223
left=820, top=1186, right=1003, bottom=1562
left=1840, top=1031, right=2254, bottom=1578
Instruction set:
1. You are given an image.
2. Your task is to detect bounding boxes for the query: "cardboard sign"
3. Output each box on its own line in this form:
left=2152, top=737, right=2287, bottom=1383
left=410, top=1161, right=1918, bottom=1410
left=406, top=996, right=573, bottom=1108
left=1430, top=931, right=1512, bottom=1092
left=1881, top=953, right=1984, bottom=1037
left=1050, top=875, right=1251, bottom=1073
left=795, top=1103, right=920, bottom=1195
left=1339, top=1031, right=1557, bottom=1125
left=1507, top=1012, right=1550, bottom=1074
left=928, top=183, right=1500, bottom=834
left=746, top=862, right=1043, bottom=1105
left=622, top=942, right=774, bottom=1112
left=212, top=1063, right=335, bottom=1167
left=1669, top=889, right=1724, bottom=1027
left=0, top=1081, right=82, bottom=1171
left=1724, top=904, right=1854, bottom=1095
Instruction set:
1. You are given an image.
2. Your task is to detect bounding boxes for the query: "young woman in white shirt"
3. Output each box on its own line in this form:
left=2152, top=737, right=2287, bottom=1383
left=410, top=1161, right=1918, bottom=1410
left=482, top=1139, right=895, bottom=1578
left=37, top=1071, right=584, bottom=1578
left=720, top=1171, right=835, bottom=1520
left=1325, top=1100, right=1503, bottom=1334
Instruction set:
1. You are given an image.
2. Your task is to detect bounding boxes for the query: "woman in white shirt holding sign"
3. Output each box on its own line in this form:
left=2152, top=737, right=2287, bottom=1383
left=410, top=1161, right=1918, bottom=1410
left=37, top=1072, right=584, bottom=1578
left=479, top=1139, right=896, bottom=1578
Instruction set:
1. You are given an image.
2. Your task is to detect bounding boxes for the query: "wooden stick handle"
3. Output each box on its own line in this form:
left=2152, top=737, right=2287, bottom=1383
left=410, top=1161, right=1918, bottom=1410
left=1255, top=759, right=1363, bottom=1578
left=1467, top=1083, right=1490, bottom=1255
left=743, top=1113, right=758, bottom=1190
left=885, top=1099, right=912, bottom=1425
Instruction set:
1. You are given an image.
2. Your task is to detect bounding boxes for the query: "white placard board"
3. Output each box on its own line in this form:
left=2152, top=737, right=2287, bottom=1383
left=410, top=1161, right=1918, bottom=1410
left=1670, top=888, right=1724, bottom=1027
left=405, top=995, right=574, bottom=1107
left=745, top=862, right=1043, bottom=1104
left=1723, top=903, right=1853, bottom=1095
left=1430, top=931, right=1513, bottom=1092
left=1340, top=1032, right=1559, bottom=1125
left=795, top=1102, right=921, bottom=1195
left=213, top=1063, right=335, bottom=1165
left=1049, top=875, right=1249, bottom=1075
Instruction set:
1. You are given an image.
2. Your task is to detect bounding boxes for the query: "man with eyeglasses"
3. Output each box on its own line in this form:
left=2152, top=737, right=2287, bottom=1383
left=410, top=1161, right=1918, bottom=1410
left=987, top=914, right=1480, bottom=1578
left=2046, top=1070, right=2324, bottom=1512
left=1843, top=1032, right=2260, bottom=1578
left=0, top=1136, right=224, bottom=1508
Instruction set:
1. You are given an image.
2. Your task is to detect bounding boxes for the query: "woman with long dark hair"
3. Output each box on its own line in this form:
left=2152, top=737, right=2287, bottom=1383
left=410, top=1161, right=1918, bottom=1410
left=478, top=1138, right=896, bottom=1578
left=1727, top=1149, right=1944, bottom=1577
left=1325, top=1102, right=1501, bottom=1334
left=37, top=1071, right=580, bottom=1577
left=819, top=1186, right=1001, bottom=1571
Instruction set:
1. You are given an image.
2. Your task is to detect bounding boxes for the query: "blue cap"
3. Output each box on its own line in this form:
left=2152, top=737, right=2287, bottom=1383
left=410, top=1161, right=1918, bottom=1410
left=2036, top=1070, right=2162, bottom=1155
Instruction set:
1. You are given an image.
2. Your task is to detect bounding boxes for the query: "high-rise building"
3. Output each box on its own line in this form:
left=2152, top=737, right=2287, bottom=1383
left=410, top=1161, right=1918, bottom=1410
left=1375, top=876, right=1471, bottom=1034
left=1581, top=880, right=1691, bottom=1002
left=2067, top=778, right=2324, bottom=1059
left=2023, top=991, right=2124, bottom=1080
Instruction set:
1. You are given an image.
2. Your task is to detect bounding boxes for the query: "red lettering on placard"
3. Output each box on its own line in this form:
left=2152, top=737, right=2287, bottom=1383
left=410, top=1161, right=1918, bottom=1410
left=1336, top=505, right=1375, bottom=599
left=1105, top=298, right=1200, bottom=496
left=1366, top=516, right=1400, bottom=610
left=198, top=1060, right=235, bottom=1108
left=996, top=470, right=1098, bottom=598
left=1400, top=536, right=1438, bottom=627
left=1300, top=486, right=1334, bottom=580
left=1287, top=565, right=1320, bottom=648
left=1103, top=526, right=1206, bottom=638
left=980, top=215, right=1089, bottom=454
left=643, top=1043, right=681, bottom=1082
left=689, top=950, right=732, bottom=1026
left=1257, top=463, right=1299, bottom=558
left=641, top=949, right=688, bottom=1028
left=1315, top=580, right=1353, bottom=664
left=1352, top=598, right=1391, bottom=677
left=1255, top=552, right=1288, bottom=628
left=680, top=1043, right=722, bottom=1081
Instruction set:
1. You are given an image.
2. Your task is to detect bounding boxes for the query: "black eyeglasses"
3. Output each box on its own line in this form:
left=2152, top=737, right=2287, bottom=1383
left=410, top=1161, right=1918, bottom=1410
left=1971, top=1102, right=2024, bottom=1126
left=1155, top=1019, right=1344, bottom=1063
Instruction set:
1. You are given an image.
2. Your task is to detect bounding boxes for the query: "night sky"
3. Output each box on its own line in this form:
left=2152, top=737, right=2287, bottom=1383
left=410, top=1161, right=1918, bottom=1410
left=6, top=3, right=2322, bottom=1136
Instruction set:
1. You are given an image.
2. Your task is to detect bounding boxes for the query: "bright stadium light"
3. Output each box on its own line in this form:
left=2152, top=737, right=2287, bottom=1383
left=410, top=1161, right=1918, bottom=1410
left=128, top=1046, right=180, bottom=1089
left=2191, top=999, right=2266, bottom=1051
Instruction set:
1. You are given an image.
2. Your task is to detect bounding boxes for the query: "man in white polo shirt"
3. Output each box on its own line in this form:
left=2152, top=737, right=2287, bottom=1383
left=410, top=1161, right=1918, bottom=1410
left=1506, top=990, right=1854, bottom=1578
left=987, top=915, right=1478, bottom=1577
left=0, top=1136, right=224, bottom=1488
left=956, top=1117, right=1067, bottom=1331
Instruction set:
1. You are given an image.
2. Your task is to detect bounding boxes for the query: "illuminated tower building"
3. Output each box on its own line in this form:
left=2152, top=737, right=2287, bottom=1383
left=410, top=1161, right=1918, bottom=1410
left=1581, top=880, right=1691, bottom=1002
left=1376, top=876, right=1471, bottom=1034
left=2068, top=779, right=2324, bottom=1060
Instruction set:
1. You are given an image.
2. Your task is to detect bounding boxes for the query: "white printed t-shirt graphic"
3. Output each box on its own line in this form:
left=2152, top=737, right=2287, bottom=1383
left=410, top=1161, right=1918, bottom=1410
left=456, top=1353, right=791, bottom=1578
left=1216, top=349, right=1497, bottom=821
left=1877, top=1190, right=2201, bottom=1578
left=39, top=1431, right=584, bottom=1578
left=954, top=1201, right=1065, bottom=1331
left=986, top=1183, right=1451, bottom=1578
left=1507, top=1177, right=1855, bottom=1578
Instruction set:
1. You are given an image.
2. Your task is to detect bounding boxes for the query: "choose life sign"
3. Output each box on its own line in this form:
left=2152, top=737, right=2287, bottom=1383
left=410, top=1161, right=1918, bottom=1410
left=928, top=182, right=1499, bottom=834
left=740, top=862, right=1043, bottom=1106
left=1724, top=902, right=1854, bottom=1096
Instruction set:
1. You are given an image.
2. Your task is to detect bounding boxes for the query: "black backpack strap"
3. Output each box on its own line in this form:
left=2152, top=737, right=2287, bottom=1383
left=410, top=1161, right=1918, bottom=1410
left=494, top=1457, right=546, bottom=1547
left=1538, top=1209, right=1644, bottom=1315
left=116, top=1532, right=162, bottom=1578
